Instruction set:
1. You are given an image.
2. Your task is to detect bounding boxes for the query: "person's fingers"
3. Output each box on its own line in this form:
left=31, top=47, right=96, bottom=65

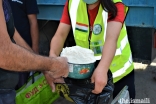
left=54, top=78, right=65, bottom=83
left=47, top=70, right=60, bottom=79
left=92, top=80, right=107, bottom=94
left=44, top=71, right=56, bottom=92
left=51, top=82, right=56, bottom=92
left=61, top=56, right=68, bottom=61
left=52, top=74, right=59, bottom=79
left=63, top=71, right=69, bottom=77
left=92, top=83, right=102, bottom=94
left=46, top=71, right=54, bottom=77
left=46, top=56, right=69, bottom=79
left=51, top=69, right=69, bottom=79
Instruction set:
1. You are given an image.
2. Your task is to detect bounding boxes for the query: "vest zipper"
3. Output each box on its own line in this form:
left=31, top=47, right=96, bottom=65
left=87, top=5, right=90, bottom=49
left=88, top=37, right=90, bottom=49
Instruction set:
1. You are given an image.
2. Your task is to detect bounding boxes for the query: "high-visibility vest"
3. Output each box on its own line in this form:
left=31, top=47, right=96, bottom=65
left=68, top=0, right=134, bottom=83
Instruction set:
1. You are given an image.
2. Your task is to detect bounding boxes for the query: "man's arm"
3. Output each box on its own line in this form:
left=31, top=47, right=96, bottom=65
left=28, top=14, right=39, bottom=53
left=0, top=1, right=69, bottom=78
left=45, top=23, right=71, bottom=91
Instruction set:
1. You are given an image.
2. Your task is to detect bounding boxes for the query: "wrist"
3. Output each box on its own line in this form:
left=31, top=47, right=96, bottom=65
left=49, top=50, right=58, bottom=57
left=37, top=56, right=53, bottom=72
left=45, top=57, right=58, bottom=72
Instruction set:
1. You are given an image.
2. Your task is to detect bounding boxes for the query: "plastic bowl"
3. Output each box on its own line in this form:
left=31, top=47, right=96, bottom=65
left=68, top=62, right=95, bottom=79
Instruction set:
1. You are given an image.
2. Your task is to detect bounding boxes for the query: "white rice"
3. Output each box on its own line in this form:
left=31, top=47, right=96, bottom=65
left=60, top=46, right=96, bottom=64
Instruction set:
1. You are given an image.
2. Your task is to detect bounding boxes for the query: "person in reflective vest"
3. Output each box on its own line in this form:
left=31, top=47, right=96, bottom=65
left=46, top=0, right=135, bottom=103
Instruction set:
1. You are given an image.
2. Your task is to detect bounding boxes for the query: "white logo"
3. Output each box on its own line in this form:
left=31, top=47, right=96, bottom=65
left=93, top=24, right=102, bottom=35
left=12, top=0, right=23, bottom=4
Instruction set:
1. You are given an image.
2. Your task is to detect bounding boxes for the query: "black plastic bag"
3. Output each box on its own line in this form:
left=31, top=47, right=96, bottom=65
left=56, top=70, right=114, bottom=104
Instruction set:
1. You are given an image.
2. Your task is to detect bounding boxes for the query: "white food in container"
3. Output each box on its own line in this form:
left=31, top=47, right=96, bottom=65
left=60, top=46, right=96, bottom=64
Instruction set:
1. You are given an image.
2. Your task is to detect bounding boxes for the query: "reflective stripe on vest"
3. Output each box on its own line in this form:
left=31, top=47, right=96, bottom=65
left=68, top=0, right=134, bottom=83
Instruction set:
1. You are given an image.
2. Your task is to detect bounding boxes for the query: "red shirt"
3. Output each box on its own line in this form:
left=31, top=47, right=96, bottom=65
left=60, top=1, right=125, bottom=28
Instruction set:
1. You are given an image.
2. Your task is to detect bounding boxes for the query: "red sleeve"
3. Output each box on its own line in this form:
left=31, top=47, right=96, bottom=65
left=60, top=1, right=71, bottom=25
left=108, top=3, right=125, bottom=23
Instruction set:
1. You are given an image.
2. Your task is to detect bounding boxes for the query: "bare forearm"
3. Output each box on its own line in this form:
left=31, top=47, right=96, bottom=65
left=0, top=41, right=52, bottom=72
left=49, top=23, right=71, bottom=57
left=28, top=14, right=39, bottom=53
left=98, top=39, right=117, bottom=71
left=50, top=34, right=66, bottom=57
left=98, top=21, right=122, bottom=71
left=30, top=21, right=39, bottom=49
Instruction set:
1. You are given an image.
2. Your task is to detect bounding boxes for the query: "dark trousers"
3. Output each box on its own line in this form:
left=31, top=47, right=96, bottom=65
left=0, top=89, right=16, bottom=104
left=113, top=70, right=135, bottom=100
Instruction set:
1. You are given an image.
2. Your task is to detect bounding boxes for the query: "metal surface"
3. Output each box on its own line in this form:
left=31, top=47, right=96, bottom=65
left=123, top=0, right=156, bottom=28
left=37, top=0, right=66, bottom=5
left=37, top=5, right=64, bottom=20
left=37, top=0, right=156, bottom=28
left=37, top=0, right=65, bottom=20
